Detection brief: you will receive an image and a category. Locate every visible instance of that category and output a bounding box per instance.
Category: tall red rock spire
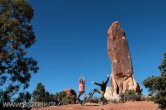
[105,21,137,99]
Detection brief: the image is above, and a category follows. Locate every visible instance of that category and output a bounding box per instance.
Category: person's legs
[89,89,99,96]
[99,91,104,105]
[89,89,105,105]
[82,92,87,100]
[94,89,104,105]
[77,91,83,103]
[81,92,87,104]
[95,89,102,94]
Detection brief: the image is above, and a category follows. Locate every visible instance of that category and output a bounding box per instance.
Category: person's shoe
[81,100,86,105]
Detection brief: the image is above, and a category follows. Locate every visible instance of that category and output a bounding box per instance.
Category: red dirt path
[32,101,160,110]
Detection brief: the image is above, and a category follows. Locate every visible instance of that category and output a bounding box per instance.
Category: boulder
[64,89,77,96]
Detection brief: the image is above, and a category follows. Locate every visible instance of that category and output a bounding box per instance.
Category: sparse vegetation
[143,53,166,109]
[86,96,108,104]
[32,83,76,105]
[119,90,143,102]
[55,91,76,105]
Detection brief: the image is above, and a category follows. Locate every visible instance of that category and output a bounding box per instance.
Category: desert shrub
[108,99,119,103]
[88,97,99,103]
[144,95,155,101]
[86,96,108,104]
[32,83,76,106]
[119,90,142,102]
[142,53,166,109]
[55,91,76,105]
[102,98,108,104]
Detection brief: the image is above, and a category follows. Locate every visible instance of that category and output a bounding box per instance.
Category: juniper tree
[32,83,47,102]
[0,0,38,102]
[32,83,59,103]
[143,53,166,108]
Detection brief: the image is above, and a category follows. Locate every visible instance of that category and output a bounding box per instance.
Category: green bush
[86,96,108,104]
[154,91,166,108]
[32,83,76,105]
[55,91,76,105]
[119,90,142,102]
[142,53,166,109]
[144,96,155,101]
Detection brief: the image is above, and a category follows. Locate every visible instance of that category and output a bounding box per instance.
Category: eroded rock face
[105,21,137,99]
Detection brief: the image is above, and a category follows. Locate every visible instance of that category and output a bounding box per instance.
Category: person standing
[77,76,87,104]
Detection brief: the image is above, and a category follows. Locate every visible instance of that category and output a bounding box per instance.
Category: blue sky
[28,0,166,96]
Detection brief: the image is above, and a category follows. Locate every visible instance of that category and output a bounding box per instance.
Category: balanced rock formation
[104,21,138,99]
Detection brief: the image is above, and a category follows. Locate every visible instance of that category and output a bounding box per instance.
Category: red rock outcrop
[105,21,138,99]
[64,89,77,96]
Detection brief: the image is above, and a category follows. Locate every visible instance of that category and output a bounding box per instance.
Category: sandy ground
[32,101,160,110]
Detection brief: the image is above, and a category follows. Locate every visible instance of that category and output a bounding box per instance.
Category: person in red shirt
[77,76,87,104]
